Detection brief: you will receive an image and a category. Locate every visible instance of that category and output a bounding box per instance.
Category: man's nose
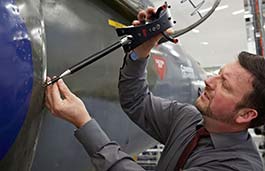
[204,75,219,90]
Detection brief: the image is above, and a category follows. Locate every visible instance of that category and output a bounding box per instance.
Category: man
[45,8,265,171]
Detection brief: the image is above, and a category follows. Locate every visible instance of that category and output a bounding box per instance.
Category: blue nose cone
[0,0,33,160]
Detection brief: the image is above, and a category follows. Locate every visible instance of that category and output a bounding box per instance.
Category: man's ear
[235,108,258,124]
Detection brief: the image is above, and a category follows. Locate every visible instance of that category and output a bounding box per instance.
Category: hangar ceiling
[174,0,248,67]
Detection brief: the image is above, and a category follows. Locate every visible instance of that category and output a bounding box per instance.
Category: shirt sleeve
[119,54,185,144]
[74,119,145,171]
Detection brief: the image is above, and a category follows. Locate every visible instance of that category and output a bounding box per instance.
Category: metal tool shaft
[45,36,132,87]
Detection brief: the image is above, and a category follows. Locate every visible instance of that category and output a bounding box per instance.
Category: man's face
[195,61,253,125]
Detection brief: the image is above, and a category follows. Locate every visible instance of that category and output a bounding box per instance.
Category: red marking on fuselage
[153,55,167,80]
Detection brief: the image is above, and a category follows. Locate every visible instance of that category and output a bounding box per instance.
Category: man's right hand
[132,7,163,58]
[45,77,91,128]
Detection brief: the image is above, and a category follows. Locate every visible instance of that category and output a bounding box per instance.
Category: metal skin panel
[0,0,205,170]
[101,0,153,22]
[33,1,156,170]
[31,1,205,171]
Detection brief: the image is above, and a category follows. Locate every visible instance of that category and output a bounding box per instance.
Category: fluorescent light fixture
[244,11,250,14]
[199,5,229,13]
[244,14,253,19]
[200,42,209,45]
[232,9,244,15]
[192,29,200,33]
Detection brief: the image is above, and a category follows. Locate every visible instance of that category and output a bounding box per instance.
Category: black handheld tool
[44,3,173,87]
[44,0,220,86]
[116,3,177,52]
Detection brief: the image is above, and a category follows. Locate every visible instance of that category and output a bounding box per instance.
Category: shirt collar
[210,130,249,148]
[196,120,249,148]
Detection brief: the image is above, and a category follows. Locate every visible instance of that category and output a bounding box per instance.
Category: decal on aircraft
[180,64,195,79]
[152,55,167,80]
[108,19,127,28]
[0,0,33,160]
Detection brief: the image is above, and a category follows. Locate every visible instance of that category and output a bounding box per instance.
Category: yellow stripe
[108,19,127,28]
[132,154,137,161]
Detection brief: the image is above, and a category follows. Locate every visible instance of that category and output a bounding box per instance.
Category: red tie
[176,127,210,170]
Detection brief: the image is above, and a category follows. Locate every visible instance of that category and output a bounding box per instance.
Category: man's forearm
[118,54,149,115]
[74,119,145,171]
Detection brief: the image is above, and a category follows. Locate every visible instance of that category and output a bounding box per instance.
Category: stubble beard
[195,97,212,117]
[195,96,235,125]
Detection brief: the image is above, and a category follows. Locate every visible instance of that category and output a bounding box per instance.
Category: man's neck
[203,116,248,133]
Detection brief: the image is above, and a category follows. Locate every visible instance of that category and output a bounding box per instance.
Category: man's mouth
[201,91,210,101]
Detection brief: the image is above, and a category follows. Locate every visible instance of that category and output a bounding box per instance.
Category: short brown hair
[238,51,265,128]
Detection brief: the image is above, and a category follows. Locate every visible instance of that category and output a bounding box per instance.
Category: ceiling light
[244,14,253,19]
[192,29,200,33]
[200,42,209,45]
[232,9,244,15]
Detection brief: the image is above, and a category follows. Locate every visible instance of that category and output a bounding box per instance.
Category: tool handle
[116,3,173,52]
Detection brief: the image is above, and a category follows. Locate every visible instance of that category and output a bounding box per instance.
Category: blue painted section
[0,0,33,160]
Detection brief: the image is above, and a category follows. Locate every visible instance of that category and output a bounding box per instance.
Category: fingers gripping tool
[116,3,177,52]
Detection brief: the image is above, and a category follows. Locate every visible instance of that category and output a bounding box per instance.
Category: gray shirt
[75,54,264,171]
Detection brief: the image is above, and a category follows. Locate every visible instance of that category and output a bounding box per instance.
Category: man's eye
[222,82,227,89]
[222,80,230,90]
